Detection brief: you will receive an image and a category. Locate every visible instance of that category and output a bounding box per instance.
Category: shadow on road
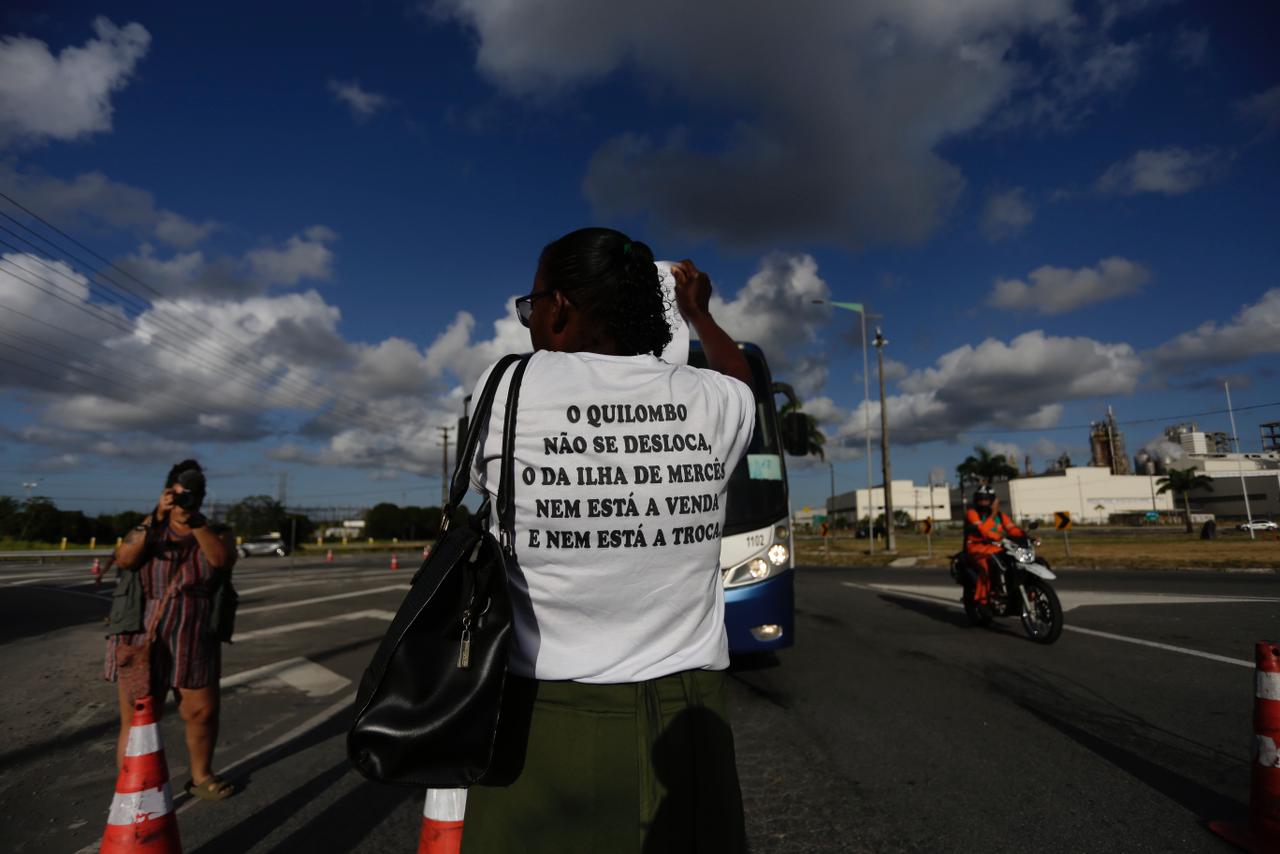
[0,586,109,644]
[987,668,1248,827]
[875,592,970,630]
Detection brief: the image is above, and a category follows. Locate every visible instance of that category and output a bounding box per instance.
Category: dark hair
[538,227,672,357]
[165,459,205,495]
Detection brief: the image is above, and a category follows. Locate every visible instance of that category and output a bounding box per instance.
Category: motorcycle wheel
[1020,578,1063,644]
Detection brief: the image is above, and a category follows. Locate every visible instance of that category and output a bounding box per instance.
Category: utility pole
[874,326,895,551]
[1225,382,1255,540]
[827,462,835,555]
[438,426,452,508]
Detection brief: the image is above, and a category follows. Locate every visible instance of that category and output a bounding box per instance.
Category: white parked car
[238,535,290,557]
[1237,520,1278,532]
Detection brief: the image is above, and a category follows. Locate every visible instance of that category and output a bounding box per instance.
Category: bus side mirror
[780,411,810,456]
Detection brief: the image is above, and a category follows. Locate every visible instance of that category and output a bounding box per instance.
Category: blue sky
[0,0,1278,518]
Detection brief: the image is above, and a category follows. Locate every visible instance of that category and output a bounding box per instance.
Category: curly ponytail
[538,227,673,357]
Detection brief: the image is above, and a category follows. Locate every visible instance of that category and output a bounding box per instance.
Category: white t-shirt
[470,350,756,684]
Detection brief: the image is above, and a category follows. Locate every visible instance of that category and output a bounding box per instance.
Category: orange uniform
[963,507,1025,604]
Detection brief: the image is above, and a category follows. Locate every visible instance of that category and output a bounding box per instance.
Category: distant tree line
[0,496,145,544]
[363,503,470,540]
[0,494,469,545]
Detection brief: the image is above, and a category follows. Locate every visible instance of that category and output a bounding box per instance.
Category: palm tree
[780,400,827,460]
[956,445,1020,502]
[1156,467,1215,533]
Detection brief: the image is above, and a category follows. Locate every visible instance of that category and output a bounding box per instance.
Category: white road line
[221,657,350,697]
[233,609,395,641]
[236,584,409,615]
[843,581,1255,669]
[0,570,93,583]
[858,582,1279,612]
[1063,625,1252,668]
[57,702,107,734]
[20,584,110,601]
[173,691,357,816]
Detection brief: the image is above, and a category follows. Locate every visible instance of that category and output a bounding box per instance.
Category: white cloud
[821,331,1141,448]
[0,164,218,248]
[433,0,1142,249]
[980,186,1035,242]
[989,257,1150,315]
[244,226,338,287]
[706,254,831,371]
[982,440,1024,464]
[1171,27,1209,67]
[1095,146,1222,196]
[879,357,910,384]
[0,17,150,148]
[1100,0,1177,31]
[1237,84,1280,131]
[328,79,391,121]
[1149,288,1280,369]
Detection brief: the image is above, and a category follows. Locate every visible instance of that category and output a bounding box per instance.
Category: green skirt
[461,669,747,854]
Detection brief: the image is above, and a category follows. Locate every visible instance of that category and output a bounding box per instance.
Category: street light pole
[874,327,895,551]
[813,299,875,555]
[859,311,874,556]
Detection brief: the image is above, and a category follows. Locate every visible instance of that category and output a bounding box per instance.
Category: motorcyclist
[963,485,1025,607]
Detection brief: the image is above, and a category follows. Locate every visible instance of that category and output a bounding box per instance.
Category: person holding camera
[104,459,238,801]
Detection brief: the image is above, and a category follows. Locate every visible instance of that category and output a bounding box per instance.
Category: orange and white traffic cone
[390,553,400,571]
[418,788,465,854]
[1209,641,1280,852]
[100,695,182,853]
[325,549,334,563]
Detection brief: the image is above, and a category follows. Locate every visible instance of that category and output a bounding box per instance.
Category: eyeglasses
[515,291,556,327]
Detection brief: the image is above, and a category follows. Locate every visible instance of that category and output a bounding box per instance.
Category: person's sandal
[184,776,236,801]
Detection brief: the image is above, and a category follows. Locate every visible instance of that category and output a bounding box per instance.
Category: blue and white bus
[688,341,809,655]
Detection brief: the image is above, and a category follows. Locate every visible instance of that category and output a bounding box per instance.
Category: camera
[173,469,206,510]
[173,490,201,510]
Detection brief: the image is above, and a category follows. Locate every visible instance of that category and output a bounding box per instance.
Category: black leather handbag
[348,353,529,787]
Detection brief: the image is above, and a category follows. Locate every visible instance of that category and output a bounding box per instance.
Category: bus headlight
[724,558,771,587]
[767,543,789,566]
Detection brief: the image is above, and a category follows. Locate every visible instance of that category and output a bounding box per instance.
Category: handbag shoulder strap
[443,353,527,533]
[496,356,530,554]
[143,538,186,643]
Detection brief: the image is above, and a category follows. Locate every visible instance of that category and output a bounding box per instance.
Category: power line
[0,194,384,417]
[0,245,396,435]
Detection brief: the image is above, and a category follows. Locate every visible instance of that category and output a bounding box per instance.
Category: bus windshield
[688,344,789,537]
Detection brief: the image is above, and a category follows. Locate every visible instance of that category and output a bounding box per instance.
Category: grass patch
[796,530,1280,570]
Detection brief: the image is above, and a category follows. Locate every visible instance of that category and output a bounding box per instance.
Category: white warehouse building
[979,467,1175,523]
[828,480,953,526]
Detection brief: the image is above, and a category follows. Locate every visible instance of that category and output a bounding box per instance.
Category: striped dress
[104,528,223,691]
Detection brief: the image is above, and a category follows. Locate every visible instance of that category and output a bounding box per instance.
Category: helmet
[973,485,996,510]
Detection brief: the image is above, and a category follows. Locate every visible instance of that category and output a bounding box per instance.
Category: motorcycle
[949,523,1063,644]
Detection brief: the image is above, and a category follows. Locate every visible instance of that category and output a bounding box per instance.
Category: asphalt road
[0,555,1274,853]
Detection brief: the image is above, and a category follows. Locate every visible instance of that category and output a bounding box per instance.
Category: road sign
[921,517,933,536]
[1054,511,1072,531]
[1144,511,1160,522]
